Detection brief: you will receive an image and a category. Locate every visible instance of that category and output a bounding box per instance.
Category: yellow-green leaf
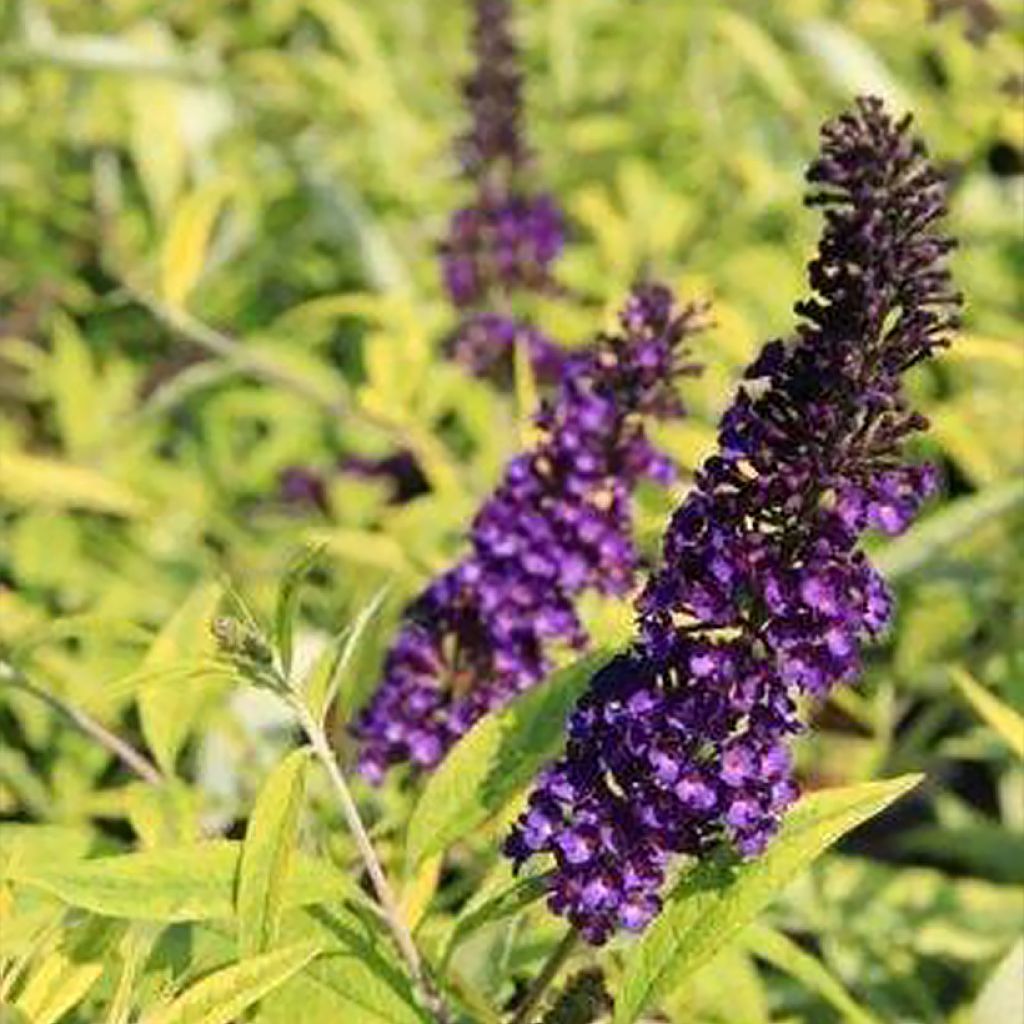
[951,667,1024,758]
[141,941,319,1024]
[7,841,358,922]
[406,649,611,867]
[138,583,223,775]
[238,749,310,957]
[303,586,390,727]
[160,183,228,307]
[0,451,146,517]
[614,775,922,1023]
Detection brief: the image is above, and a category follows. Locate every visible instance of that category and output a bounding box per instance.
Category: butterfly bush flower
[352,284,707,782]
[441,0,568,381]
[505,97,961,945]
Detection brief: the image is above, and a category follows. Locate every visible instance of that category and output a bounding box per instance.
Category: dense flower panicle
[505,97,961,944]
[352,284,707,782]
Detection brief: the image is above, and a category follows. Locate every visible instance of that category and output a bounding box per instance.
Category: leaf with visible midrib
[7,840,358,922]
[614,775,922,1024]
[237,748,309,956]
[141,941,319,1024]
[406,649,611,867]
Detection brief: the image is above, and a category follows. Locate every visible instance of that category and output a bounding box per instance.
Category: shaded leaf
[743,923,881,1024]
[406,649,611,867]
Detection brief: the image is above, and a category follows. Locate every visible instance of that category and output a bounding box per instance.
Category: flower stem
[511,927,579,1024]
[296,706,449,1021]
[1,662,164,786]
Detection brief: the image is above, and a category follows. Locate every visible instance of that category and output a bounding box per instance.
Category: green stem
[295,706,449,1022]
[1,662,164,786]
[511,928,579,1024]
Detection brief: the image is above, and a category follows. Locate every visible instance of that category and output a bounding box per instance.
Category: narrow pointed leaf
[274,545,324,679]
[742,923,882,1024]
[304,585,390,727]
[141,941,319,1024]
[951,666,1024,757]
[238,748,310,956]
[614,775,922,1023]
[406,649,611,867]
[139,583,224,774]
[7,840,358,922]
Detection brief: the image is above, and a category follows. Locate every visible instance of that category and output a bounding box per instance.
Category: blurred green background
[0,0,1022,1020]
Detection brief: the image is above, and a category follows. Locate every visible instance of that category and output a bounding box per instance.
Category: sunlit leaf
[140,941,319,1024]
[237,749,310,957]
[614,775,922,1023]
[7,841,359,921]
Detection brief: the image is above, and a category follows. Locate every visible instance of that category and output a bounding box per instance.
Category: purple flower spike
[441,0,571,377]
[352,284,707,782]
[505,97,961,944]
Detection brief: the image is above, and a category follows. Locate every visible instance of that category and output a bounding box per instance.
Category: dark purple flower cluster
[352,284,706,782]
[440,0,568,381]
[505,97,961,944]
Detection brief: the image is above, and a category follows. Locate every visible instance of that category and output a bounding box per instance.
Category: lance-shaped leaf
[614,775,922,1023]
[237,748,310,956]
[140,941,319,1024]
[7,840,359,922]
[950,666,1024,758]
[406,649,611,867]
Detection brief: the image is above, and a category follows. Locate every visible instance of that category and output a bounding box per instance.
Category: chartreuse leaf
[7,840,358,921]
[14,917,121,1024]
[951,667,1024,758]
[406,649,612,867]
[160,182,228,307]
[0,451,146,517]
[237,748,310,957]
[303,585,390,727]
[273,545,324,679]
[140,941,319,1024]
[614,775,922,1024]
[742,923,882,1024]
[138,583,223,775]
[50,312,100,457]
[104,924,160,1024]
